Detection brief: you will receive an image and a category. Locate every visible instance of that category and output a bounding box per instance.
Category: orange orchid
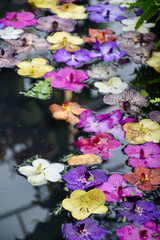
[49,101,86,125]
[83,28,116,44]
[123,166,160,191]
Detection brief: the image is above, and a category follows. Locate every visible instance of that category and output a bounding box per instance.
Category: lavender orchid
[86,3,126,22]
[77,109,135,139]
[62,165,107,190]
[96,173,142,202]
[89,41,126,63]
[118,200,160,224]
[124,142,160,168]
[35,15,75,33]
[54,48,92,67]
[0,49,20,68]
[62,218,108,240]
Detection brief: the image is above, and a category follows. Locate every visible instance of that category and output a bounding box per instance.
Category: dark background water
[0,0,160,239]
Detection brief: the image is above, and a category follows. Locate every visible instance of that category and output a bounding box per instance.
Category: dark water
[0,0,160,240]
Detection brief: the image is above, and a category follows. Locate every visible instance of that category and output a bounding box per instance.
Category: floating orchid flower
[54,48,92,67]
[146,52,160,73]
[49,101,86,125]
[67,154,103,166]
[122,17,155,34]
[47,31,84,52]
[118,200,160,224]
[124,142,160,168]
[0,49,20,68]
[89,41,126,63]
[18,158,64,186]
[50,3,87,20]
[17,58,54,78]
[28,0,58,8]
[62,189,108,220]
[87,64,116,80]
[45,67,89,91]
[149,111,160,124]
[103,88,149,115]
[94,76,128,94]
[0,27,23,40]
[0,12,37,29]
[77,109,135,139]
[96,173,142,202]
[63,165,107,190]
[35,15,75,32]
[62,218,108,240]
[86,3,126,23]
[75,133,121,159]
[117,221,160,240]
[116,31,156,64]
[83,28,116,44]
[123,119,160,144]
[6,33,51,54]
[123,166,160,191]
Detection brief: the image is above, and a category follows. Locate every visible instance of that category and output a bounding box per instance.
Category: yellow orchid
[28,0,58,8]
[50,3,87,20]
[123,119,160,144]
[62,189,108,220]
[17,58,54,78]
[47,31,84,52]
[146,52,160,73]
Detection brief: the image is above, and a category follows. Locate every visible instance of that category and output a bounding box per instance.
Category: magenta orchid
[75,133,121,159]
[95,173,142,202]
[0,12,37,29]
[124,142,160,168]
[117,221,160,240]
[45,67,89,92]
[77,109,135,139]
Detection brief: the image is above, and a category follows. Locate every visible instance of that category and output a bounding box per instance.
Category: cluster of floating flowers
[1,0,160,239]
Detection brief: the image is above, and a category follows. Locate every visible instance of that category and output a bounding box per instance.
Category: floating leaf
[19,77,52,100]
[140,89,149,97]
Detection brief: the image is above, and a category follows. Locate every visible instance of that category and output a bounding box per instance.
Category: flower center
[12,13,19,21]
[52,21,58,31]
[123,101,131,111]
[134,206,142,213]
[140,149,145,159]
[140,123,147,133]
[36,163,43,174]
[139,230,147,239]
[97,32,106,41]
[118,186,123,196]
[93,136,101,146]
[62,37,68,47]
[62,101,71,111]
[64,4,70,11]
[140,173,150,183]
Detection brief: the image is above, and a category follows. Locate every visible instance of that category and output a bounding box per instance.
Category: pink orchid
[124,142,160,168]
[96,173,142,202]
[117,221,160,240]
[75,133,121,159]
[45,67,89,92]
[0,12,37,29]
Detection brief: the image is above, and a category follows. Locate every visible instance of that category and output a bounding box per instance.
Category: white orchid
[121,17,155,34]
[18,158,64,186]
[0,27,24,40]
[109,0,136,7]
[94,76,128,94]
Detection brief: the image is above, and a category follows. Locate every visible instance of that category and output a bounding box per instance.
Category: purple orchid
[117,221,160,240]
[62,218,108,240]
[35,15,75,33]
[0,12,37,29]
[45,67,89,92]
[89,41,126,62]
[77,109,135,139]
[124,142,160,168]
[118,200,160,225]
[0,49,20,68]
[86,3,126,22]
[149,111,160,124]
[75,133,121,159]
[96,173,142,202]
[54,48,92,67]
[62,165,107,190]
[0,23,4,29]
[103,88,149,115]
[5,33,51,54]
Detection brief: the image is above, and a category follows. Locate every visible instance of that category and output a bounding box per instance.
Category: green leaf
[130,190,136,196]
[140,90,149,97]
[122,216,126,222]
[153,233,160,238]
[19,77,52,100]
[76,233,81,236]
[53,204,62,215]
[61,154,75,162]
[88,177,94,182]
